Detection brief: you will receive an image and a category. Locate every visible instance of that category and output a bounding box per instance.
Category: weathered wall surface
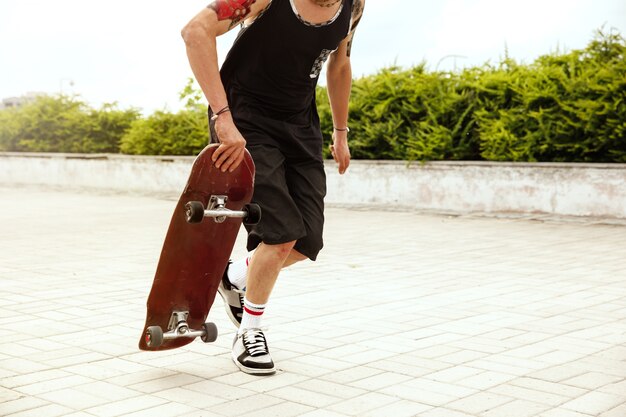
[2,153,625,218]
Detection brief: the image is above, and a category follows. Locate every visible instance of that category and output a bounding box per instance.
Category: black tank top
[220,0,352,121]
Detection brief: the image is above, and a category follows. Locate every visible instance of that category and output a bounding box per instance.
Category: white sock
[228,254,251,290]
[239,296,266,335]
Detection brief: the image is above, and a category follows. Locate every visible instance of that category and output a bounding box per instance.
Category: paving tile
[380,383,457,407]
[14,375,95,396]
[299,411,351,417]
[286,354,354,372]
[2,188,626,417]
[209,393,284,416]
[212,370,272,387]
[376,356,450,374]
[1,370,73,389]
[490,382,572,407]
[249,401,314,417]
[509,377,587,399]
[561,391,626,416]
[0,386,24,402]
[129,373,204,394]
[540,408,595,417]
[562,372,623,390]
[295,379,367,400]
[5,403,74,417]
[363,400,432,417]
[327,392,400,415]
[74,381,140,402]
[83,395,169,417]
[0,367,17,379]
[176,410,222,417]
[168,359,235,380]
[183,379,256,401]
[268,386,342,408]
[481,399,551,417]
[424,365,485,383]
[576,356,626,378]
[278,359,337,378]
[0,342,41,357]
[456,370,517,390]
[347,371,413,391]
[238,371,310,393]
[0,358,51,374]
[38,388,110,409]
[120,402,199,417]
[463,358,534,376]
[599,403,626,417]
[527,364,589,383]
[104,368,179,387]
[418,408,475,417]
[447,391,515,414]
[152,386,228,410]
[597,379,626,396]
[0,397,49,416]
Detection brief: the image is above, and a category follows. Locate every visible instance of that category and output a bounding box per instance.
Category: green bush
[119,79,209,155]
[0,95,139,153]
[2,31,623,161]
[317,29,626,162]
[472,31,626,162]
[119,109,208,155]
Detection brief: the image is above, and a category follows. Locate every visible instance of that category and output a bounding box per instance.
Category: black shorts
[210,109,326,261]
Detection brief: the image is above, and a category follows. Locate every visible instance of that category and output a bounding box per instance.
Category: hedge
[0,95,139,153]
[119,79,209,155]
[316,29,626,162]
[1,30,624,162]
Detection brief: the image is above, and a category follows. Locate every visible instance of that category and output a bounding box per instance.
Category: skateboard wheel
[185,201,205,223]
[243,203,262,225]
[145,326,164,348]
[201,322,218,343]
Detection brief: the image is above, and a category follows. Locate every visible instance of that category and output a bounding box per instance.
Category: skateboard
[138,144,260,351]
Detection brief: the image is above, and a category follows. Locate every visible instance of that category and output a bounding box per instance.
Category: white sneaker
[232,328,276,375]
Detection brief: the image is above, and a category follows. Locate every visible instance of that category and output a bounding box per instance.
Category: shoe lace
[242,329,269,356]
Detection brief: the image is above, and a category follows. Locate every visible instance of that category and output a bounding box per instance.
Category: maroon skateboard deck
[139,144,258,351]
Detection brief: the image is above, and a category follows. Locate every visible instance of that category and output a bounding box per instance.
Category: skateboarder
[182,0,365,375]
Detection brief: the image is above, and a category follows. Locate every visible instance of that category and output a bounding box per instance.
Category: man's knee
[264,241,297,259]
[289,249,308,263]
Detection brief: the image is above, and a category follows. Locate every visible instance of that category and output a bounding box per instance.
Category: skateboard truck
[144,311,218,348]
[185,196,261,225]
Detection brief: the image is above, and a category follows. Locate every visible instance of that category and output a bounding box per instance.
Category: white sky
[0,0,624,114]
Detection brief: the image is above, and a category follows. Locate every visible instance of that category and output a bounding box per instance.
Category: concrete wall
[1,152,625,218]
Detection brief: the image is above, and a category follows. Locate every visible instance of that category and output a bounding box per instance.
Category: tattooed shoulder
[208,0,258,29]
[346,0,364,57]
[350,0,364,30]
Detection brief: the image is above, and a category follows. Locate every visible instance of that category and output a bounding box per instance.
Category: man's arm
[181,0,270,172]
[325,0,365,175]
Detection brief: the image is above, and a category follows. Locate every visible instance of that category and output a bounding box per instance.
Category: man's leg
[245,241,296,304]
[218,247,308,328]
[282,249,308,268]
[231,241,299,375]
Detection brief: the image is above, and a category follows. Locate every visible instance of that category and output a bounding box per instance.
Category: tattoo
[345,0,364,57]
[351,0,364,19]
[346,35,354,57]
[208,0,257,29]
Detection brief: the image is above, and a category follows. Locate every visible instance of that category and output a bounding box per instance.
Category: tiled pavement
[1,186,625,417]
